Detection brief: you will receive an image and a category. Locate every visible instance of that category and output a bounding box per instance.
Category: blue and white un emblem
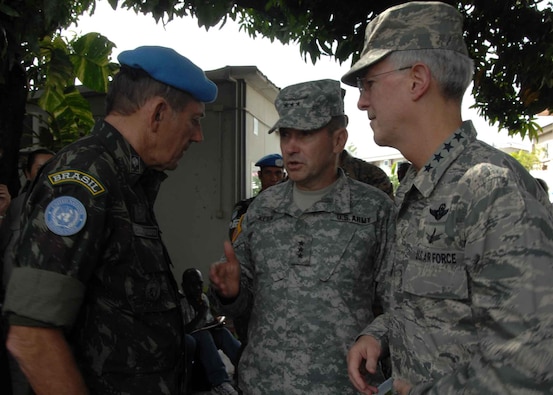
[45,196,87,236]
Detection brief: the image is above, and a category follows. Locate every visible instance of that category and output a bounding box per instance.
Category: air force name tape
[48,170,106,196]
[45,196,87,236]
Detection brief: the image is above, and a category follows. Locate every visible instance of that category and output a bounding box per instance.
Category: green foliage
[1,0,116,154]
[510,147,544,170]
[2,0,553,153]
[110,0,553,140]
[71,32,118,92]
[27,32,118,151]
[252,174,261,196]
[346,143,357,155]
[1,0,96,79]
[389,161,400,193]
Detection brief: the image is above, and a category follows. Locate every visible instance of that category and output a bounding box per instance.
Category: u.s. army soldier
[4,46,217,394]
[342,2,553,394]
[209,79,396,394]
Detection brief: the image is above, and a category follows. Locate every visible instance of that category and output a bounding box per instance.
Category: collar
[275,169,352,216]
[92,120,167,187]
[411,120,477,198]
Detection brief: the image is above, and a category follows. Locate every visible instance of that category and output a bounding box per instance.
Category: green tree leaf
[70,32,117,92]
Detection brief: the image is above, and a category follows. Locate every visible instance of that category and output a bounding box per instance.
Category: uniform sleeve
[358,199,396,354]
[414,165,553,394]
[374,198,397,313]
[3,166,110,328]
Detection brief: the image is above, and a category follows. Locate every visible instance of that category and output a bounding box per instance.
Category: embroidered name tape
[48,170,106,196]
[45,196,87,236]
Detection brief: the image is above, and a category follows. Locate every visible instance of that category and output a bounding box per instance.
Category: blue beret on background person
[255,153,284,168]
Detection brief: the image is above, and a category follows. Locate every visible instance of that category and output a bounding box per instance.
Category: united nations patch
[45,196,87,236]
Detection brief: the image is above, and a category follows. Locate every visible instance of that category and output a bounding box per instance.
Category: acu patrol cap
[268,79,345,133]
[118,46,218,103]
[341,1,468,86]
[255,153,284,168]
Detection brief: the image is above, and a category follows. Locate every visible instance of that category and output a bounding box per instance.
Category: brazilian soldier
[4,46,217,395]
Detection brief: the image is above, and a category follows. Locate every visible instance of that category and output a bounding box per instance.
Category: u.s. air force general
[344,2,553,394]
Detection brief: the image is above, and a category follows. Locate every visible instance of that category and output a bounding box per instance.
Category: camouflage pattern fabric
[210,171,396,394]
[269,79,344,133]
[3,120,185,394]
[361,121,553,394]
[339,150,394,199]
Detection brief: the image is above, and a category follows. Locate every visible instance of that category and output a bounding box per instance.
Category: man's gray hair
[388,49,474,102]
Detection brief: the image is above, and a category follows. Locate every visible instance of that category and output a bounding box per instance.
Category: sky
[64,0,546,160]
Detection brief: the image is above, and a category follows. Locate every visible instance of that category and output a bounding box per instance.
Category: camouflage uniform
[361,121,553,394]
[211,170,396,394]
[339,150,394,199]
[228,196,255,241]
[4,120,185,394]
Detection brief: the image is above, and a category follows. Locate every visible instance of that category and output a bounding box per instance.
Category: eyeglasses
[356,66,412,93]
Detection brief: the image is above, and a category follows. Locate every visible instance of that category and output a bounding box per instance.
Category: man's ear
[149,99,167,131]
[409,63,431,101]
[333,127,348,154]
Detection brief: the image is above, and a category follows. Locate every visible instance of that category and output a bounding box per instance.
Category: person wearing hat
[3,46,217,394]
[342,2,553,395]
[209,79,396,394]
[228,153,285,243]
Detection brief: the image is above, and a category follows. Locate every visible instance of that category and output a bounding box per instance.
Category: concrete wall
[154,69,280,281]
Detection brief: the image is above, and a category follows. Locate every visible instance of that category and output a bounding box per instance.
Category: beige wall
[156,72,280,282]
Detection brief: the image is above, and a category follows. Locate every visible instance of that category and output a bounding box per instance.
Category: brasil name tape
[48,170,106,196]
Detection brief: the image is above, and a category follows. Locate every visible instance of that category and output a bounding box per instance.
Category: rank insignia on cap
[45,196,87,236]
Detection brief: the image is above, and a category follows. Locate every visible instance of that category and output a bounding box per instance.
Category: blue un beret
[118,46,218,103]
[255,153,284,168]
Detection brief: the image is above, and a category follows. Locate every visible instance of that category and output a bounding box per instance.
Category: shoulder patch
[45,196,87,236]
[48,170,106,196]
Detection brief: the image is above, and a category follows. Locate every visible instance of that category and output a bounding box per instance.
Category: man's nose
[357,92,370,111]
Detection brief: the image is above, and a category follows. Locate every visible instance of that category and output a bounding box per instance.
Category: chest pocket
[316,226,369,282]
[125,224,178,313]
[248,211,378,284]
[403,258,468,300]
